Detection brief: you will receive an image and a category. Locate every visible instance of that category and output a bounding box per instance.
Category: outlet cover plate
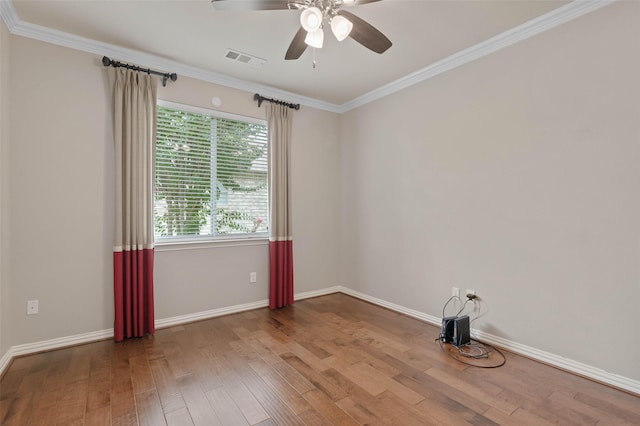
[27,300,39,315]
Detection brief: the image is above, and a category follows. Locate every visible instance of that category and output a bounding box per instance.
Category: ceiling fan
[211,0,392,60]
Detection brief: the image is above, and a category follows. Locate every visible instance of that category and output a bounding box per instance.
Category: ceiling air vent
[224,49,266,67]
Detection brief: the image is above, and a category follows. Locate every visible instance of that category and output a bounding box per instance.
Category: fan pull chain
[312,48,317,69]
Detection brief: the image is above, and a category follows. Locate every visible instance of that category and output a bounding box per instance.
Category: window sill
[155,235,269,252]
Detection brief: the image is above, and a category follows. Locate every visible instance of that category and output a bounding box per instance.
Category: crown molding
[337,0,616,113]
[0,0,18,31]
[0,0,341,113]
[0,0,616,113]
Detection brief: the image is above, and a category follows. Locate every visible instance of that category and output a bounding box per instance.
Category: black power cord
[436,337,506,368]
[436,293,506,368]
[442,295,458,317]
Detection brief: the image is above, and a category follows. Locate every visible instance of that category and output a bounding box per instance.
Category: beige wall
[0,18,9,357]
[340,1,640,381]
[3,0,639,386]
[155,76,342,318]
[6,36,341,345]
[9,37,114,344]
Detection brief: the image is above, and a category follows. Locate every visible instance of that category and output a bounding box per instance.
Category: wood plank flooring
[1,293,639,425]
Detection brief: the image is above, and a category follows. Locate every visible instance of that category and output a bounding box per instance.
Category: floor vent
[224,49,266,67]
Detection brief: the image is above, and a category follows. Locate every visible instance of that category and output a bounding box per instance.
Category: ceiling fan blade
[211,0,291,11]
[285,27,308,60]
[347,0,383,6]
[338,9,392,54]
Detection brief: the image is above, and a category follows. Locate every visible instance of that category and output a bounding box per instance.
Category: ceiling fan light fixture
[330,15,353,41]
[300,7,323,32]
[304,28,324,48]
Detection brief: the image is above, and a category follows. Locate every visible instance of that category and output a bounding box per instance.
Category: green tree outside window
[154,105,268,238]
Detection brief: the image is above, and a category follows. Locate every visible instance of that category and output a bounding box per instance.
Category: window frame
[154,100,269,249]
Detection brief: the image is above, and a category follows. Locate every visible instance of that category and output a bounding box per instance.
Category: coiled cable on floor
[437,296,506,368]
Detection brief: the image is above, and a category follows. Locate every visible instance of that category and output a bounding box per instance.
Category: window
[154,102,268,241]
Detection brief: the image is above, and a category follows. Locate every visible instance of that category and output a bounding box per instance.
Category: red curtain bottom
[269,240,294,309]
[113,248,155,342]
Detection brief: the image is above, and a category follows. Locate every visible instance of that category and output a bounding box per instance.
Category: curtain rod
[102,56,177,87]
[254,93,300,110]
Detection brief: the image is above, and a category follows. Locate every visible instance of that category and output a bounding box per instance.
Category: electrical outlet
[250,272,257,283]
[466,289,476,298]
[452,287,460,298]
[27,300,39,315]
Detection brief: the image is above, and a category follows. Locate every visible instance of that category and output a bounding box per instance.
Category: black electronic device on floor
[452,315,471,347]
[440,316,457,343]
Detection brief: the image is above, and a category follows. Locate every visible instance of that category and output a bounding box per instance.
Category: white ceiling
[7,0,583,107]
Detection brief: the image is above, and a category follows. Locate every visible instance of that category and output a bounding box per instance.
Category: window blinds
[154,105,268,238]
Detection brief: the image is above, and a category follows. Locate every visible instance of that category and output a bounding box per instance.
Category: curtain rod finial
[254,93,264,108]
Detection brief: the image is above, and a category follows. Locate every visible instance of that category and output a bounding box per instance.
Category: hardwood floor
[1,293,639,425]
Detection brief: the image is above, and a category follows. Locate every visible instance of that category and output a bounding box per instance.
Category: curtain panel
[110,68,157,341]
[266,103,294,309]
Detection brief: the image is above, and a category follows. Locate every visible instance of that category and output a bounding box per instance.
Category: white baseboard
[0,348,12,376]
[338,286,442,326]
[154,299,269,329]
[295,286,342,301]
[10,328,114,357]
[471,329,640,396]
[337,286,640,396]
[0,287,341,376]
[155,286,343,329]
[2,285,639,396]
[0,328,114,378]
